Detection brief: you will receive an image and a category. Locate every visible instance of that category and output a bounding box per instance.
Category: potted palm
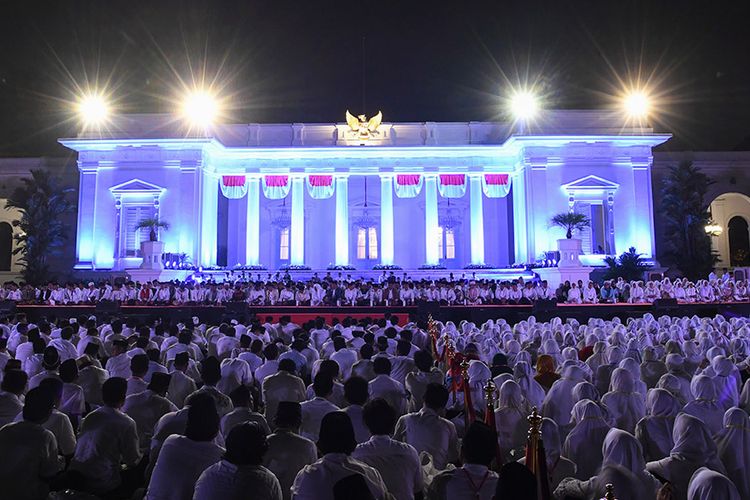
[551,212,590,268]
[136,217,169,270]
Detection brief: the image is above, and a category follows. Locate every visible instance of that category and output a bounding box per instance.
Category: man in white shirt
[105,339,132,379]
[123,372,178,453]
[69,377,141,496]
[291,411,389,500]
[343,376,371,444]
[264,401,318,500]
[146,395,225,500]
[369,357,407,416]
[255,344,281,387]
[221,384,271,437]
[167,352,197,408]
[194,422,283,500]
[262,358,307,428]
[34,378,77,457]
[352,398,423,500]
[300,373,340,441]
[0,369,27,427]
[393,383,459,470]
[426,421,499,500]
[126,354,149,397]
[329,336,358,381]
[0,386,64,500]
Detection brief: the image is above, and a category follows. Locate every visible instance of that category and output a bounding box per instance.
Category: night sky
[1,0,748,156]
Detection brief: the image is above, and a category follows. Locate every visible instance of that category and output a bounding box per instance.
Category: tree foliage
[659,161,717,280]
[550,212,590,239]
[135,217,170,242]
[5,170,75,284]
[603,247,651,281]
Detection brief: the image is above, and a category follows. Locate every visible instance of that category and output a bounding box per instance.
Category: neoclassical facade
[60,111,669,271]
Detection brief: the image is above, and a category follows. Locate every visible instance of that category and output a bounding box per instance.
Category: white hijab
[562,399,610,481]
[601,428,660,495]
[512,361,545,410]
[541,365,587,429]
[601,368,646,433]
[635,388,681,462]
[715,407,750,500]
[683,375,724,436]
[493,380,529,460]
[687,467,741,500]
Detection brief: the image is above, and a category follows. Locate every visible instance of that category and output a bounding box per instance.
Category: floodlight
[181,90,219,127]
[77,93,110,126]
[623,90,650,119]
[509,90,539,121]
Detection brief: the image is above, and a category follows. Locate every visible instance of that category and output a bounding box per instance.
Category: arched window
[0,222,12,271]
[357,226,378,260]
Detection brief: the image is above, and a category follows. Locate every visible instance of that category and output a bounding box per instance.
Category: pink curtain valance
[394,174,423,198]
[438,174,466,198]
[220,175,248,199]
[482,174,511,198]
[306,175,334,199]
[262,175,290,199]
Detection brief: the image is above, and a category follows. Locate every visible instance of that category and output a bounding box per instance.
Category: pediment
[109,178,166,195]
[562,175,619,192]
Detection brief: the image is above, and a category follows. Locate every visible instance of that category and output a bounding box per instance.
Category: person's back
[404,350,443,412]
[147,396,225,500]
[123,373,178,452]
[264,402,318,500]
[393,383,459,470]
[368,357,407,415]
[300,373,340,441]
[351,398,423,500]
[427,421,499,500]
[69,377,141,495]
[0,388,63,500]
[262,359,306,425]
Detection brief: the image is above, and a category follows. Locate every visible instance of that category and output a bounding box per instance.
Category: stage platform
[8,301,749,326]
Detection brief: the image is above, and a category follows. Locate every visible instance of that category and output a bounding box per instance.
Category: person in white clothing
[167,352,197,408]
[123,372,178,453]
[368,357,407,416]
[299,373,340,441]
[69,377,141,496]
[146,395,225,500]
[351,398,423,500]
[291,411,389,500]
[194,422,283,500]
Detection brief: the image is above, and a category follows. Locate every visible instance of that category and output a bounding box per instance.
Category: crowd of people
[0,309,749,499]
[3,269,749,307]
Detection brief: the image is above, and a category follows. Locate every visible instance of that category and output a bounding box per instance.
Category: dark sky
[1,0,748,156]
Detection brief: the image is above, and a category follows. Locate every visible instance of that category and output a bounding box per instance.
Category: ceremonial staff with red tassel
[525,407,552,500]
[483,379,504,470]
[461,358,475,428]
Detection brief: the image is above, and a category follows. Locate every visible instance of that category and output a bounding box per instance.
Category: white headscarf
[541,365,587,429]
[493,380,529,461]
[683,375,724,436]
[619,357,647,401]
[715,407,750,499]
[562,399,610,480]
[601,368,646,433]
[635,388,681,462]
[687,467,741,500]
[513,361,545,410]
[646,414,726,500]
[601,428,660,494]
[710,356,740,410]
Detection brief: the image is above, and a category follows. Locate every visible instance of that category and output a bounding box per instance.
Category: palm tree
[660,161,717,279]
[551,212,590,239]
[135,217,170,242]
[5,169,75,284]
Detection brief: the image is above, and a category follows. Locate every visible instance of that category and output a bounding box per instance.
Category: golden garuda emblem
[345,110,383,140]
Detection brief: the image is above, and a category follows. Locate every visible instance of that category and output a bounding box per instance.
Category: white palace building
[60,111,670,276]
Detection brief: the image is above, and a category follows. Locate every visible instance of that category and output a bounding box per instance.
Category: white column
[245,176,261,266]
[380,175,394,265]
[424,175,439,265]
[469,174,485,265]
[199,172,219,267]
[335,176,349,266]
[290,176,305,266]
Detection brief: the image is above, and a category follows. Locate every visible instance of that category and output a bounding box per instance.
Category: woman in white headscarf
[562,346,592,380]
[646,413,726,500]
[493,380,529,462]
[657,373,690,407]
[665,354,693,403]
[635,388,681,462]
[682,375,724,436]
[467,359,492,413]
[619,357,647,401]
[562,400,610,480]
[513,361,545,410]
[541,365,588,434]
[640,347,667,389]
[519,417,576,491]
[709,355,740,410]
[601,368,646,433]
[585,341,608,374]
[714,407,750,499]
[686,467,741,500]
